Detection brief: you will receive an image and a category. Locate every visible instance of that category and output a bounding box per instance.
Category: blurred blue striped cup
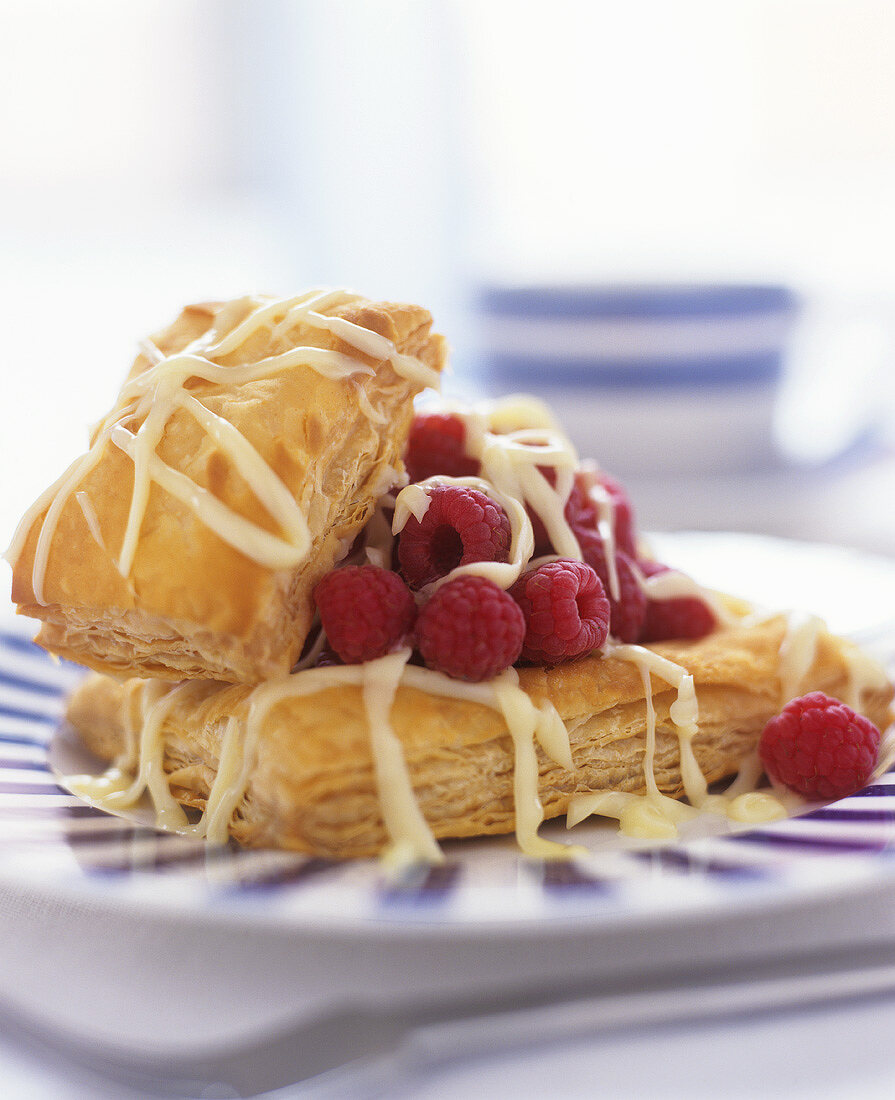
[476,284,800,474]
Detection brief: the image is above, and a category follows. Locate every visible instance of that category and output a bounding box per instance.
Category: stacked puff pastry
[9,290,894,858]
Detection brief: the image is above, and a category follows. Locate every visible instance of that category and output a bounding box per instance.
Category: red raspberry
[398,484,512,590]
[576,532,646,643]
[759,692,880,801]
[509,559,610,665]
[417,576,525,681]
[314,565,417,664]
[638,561,716,643]
[405,412,480,483]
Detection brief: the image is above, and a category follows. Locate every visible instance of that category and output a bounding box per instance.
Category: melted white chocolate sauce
[566,641,789,840]
[777,611,825,704]
[68,652,584,864]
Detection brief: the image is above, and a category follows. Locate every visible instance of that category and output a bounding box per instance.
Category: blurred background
[3,0,895,553]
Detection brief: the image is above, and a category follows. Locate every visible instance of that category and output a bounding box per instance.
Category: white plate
[3,534,895,1053]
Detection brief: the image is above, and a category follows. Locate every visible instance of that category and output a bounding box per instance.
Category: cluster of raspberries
[312,412,716,683]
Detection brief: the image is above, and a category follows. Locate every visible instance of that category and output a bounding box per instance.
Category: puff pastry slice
[9,291,447,683]
[65,617,893,859]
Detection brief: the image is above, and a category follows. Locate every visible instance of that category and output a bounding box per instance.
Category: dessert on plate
[7,289,893,864]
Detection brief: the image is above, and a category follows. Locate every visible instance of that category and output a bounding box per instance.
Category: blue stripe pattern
[801,807,895,824]
[477,282,798,392]
[728,829,892,855]
[0,758,53,772]
[631,848,771,878]
[0,668,70,697]
[2,616,895,924]
[0,804,108,819]
[540,861,614,894]
[0,704,60,725]
[0,780,70,796]
[0,632,50,657]
[0,731,51,748]
[485,351,783,389]
[480,284,798,320]
[379,862,463,908]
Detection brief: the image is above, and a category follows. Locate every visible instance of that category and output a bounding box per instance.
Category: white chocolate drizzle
[75,491,106,553]
[392,398,582,593]
[635,566,739,628]
[464,402,582,570]
[587,480,620,601]
[7,289,437,603]
[192,717,250,844]
[840,639,891,711]
[777,611,825,704]
[491,669,583,859]
[742,607,888,714]
[391,483,433,530]
[361,650,443,867]
[68,653,584,863]
[568,642,789,839]
[68,680,194,830]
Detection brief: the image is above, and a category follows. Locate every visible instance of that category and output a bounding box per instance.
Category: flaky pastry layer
[65,617,893,859]
[12,295,447,683]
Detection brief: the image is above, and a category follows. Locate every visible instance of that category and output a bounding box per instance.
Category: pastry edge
[63,617,894,859]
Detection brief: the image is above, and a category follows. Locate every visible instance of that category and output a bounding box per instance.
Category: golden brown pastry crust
[65,617,893,859]
[12,296,446,683]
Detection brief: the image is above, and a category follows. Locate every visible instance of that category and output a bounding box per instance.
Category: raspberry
[314,565,417,664]
[638,561,716,643]
[759,692,881,801]
[417,576,525,681]
[398,484,512,590]
[576,532,646,643]
[405,412,480,483]
[509,559,610,665]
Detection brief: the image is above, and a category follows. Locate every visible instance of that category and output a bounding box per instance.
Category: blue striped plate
[2,533,895,933]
